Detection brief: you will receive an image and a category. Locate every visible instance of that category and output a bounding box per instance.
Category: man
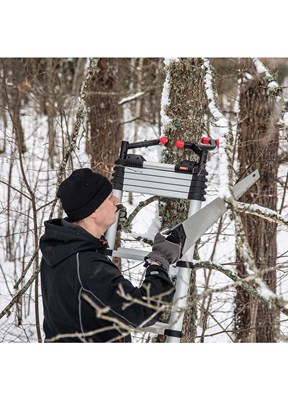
[40,168,180,342]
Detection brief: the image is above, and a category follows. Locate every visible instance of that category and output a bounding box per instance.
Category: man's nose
[113,195,120,204]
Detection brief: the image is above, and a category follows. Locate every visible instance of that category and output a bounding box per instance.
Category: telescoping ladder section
[105,137,218,342]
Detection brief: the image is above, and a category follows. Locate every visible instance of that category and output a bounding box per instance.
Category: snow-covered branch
[230,205,271,342]
[193,259,288,317]
[252,58,282,96]
[118,91,145,105]
[203,58,232,199]
[160,59,173,135]
[226,199,288,227]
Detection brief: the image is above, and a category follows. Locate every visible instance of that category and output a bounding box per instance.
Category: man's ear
[89,211,98,220]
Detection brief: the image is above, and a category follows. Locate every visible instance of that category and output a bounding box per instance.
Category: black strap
[176,260,194,269]
[164,329,182,338]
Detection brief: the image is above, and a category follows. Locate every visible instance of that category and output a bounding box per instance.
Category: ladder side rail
[120,186,190,200]
[105,188,123,250]
[165,200,202,342]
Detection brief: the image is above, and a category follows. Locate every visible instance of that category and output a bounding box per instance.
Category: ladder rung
[134,321,168,334]
[124,171,193,186]
[112,247,149,260]
[125,166,194,181]
[124,179,190,193]
[121,185,190,199]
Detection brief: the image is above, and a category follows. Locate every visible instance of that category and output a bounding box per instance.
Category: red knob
[201,137,210,145]
[159,136,168,145]
[215,139,220,147]
[175,139,185,148]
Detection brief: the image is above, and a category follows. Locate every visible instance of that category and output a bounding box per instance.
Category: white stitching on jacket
[76,253,85,336]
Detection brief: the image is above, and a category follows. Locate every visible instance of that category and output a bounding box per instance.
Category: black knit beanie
[57,168,113,222]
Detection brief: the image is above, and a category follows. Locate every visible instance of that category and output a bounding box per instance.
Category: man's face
[94,193,120,231]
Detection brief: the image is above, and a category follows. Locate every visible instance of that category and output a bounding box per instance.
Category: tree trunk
[160,58,207,342]
[86,58,123,179]
[11,62,26,154]
[235,61,280,342]
[86,58,123,269]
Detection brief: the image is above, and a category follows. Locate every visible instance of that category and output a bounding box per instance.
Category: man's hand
[145,233,181,271]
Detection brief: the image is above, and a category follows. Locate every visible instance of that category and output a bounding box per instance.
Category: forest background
[1,2,286,417]
[1,56,288,344]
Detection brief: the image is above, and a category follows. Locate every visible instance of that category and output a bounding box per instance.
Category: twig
[0,270,39,320]
[279,171,288,214]
[120,195,159,233]
[0,179,30,200]
[13,247,39,290]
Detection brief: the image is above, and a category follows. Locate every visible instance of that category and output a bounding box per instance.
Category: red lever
[215,139,220,147]
[175,139,185,148]
[201,137,210,145]
[159,136,168,145]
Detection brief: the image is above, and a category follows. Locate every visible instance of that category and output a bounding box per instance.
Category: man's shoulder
[78,249,113,265]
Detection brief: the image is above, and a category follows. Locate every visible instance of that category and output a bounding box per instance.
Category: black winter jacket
[40,219,175,342]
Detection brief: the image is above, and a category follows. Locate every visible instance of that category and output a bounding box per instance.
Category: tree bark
[235,60,280,342]
[86,58,123,179]
[160,58,207,342]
